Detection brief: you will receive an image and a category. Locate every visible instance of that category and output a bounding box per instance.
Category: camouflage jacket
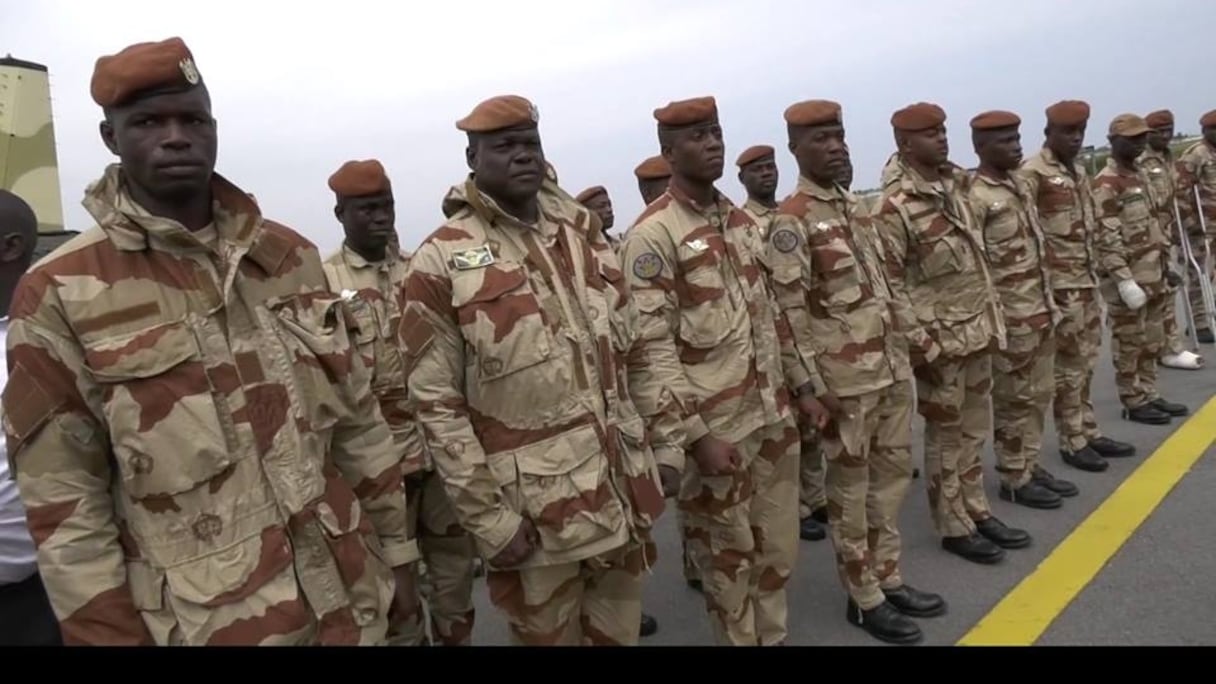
[323,243,429,476]
[1019,147,1099,290]
[873,157,1006,364]
[741,198,778,240]
[400,178,684,569]
[1139,148,1181,238]
[620,183,801,449]
[967,171,1060,336]
[1177,139,1216,236]
[766,175,911,399]
[1,165,417,646]
[1092,158,1169,293]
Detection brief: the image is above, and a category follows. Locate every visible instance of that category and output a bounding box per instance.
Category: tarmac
[463,316,1216,647]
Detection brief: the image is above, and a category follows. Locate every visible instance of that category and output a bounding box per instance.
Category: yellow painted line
[957,394,1216,646]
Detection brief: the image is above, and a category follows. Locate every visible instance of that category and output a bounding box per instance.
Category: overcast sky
[3,0,1212,254]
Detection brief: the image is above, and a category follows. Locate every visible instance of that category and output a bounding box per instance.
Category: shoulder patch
[451,244,495,270]
[632,253,663,279]
[771,227,800,253]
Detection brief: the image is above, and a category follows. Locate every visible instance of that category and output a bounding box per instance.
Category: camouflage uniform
[622,183,801,647]
[1092,158,1171,411]
[1177,138,1216,333]
[767,174,916,610]
[401,174,686,646]
[741,199,778,240]
[1139,146,1188,357]
[323,244,476,646]
[968,171,1060,490]
[2,167,419,645]
[874,157,1006,540]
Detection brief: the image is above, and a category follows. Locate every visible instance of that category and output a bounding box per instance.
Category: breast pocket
[675,243,732,349]
[267,292,361,431]
[915,232,971,281]
[83,320,235,501]
[812,239,864,308]
[451,261,554,382]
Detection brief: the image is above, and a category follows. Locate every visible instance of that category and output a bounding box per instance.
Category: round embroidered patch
[771,228,799,253]
[632,252,663,279]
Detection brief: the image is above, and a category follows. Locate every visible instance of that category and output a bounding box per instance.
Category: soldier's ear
[0,232,26,263]
[465,144,477,172]
[99,119,119,156]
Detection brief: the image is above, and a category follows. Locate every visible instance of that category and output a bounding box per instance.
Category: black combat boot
[1033,466,1079,497]
[1124,403,1171,425]
[800,516,826,541]
[640,613,657,637]
[810,506,829,525]
[1088,437,1135,458]
[1151,398,1188,417]
[999,480,1063,509]
[846,599,923,645]
[975,516,1031,549]
[942,533,1006,564]
[1063,445,1110,471]
[882,585,947,618]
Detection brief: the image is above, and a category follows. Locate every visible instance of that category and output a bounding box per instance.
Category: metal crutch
[1173,197,1206,350]
[1193,186,1216,323]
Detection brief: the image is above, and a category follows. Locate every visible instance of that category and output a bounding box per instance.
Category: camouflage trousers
[1106,284,1167,409]
[823,380,915,610]
[798,422,826,520]
[916,349,994,539]
[1052,287,1103,453]
[993,327,1056,489]
[680,417,800,646]
[679,509,699,582]
[387,470,477,646]
[485,542,647,646]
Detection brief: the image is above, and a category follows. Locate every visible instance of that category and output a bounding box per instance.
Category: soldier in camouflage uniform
[1021,100,1136,472]
[966,111,1078,509]
[400,95,687,646]
[322,159,477,646]
[635,155,672,207]
[767,99,944,645]
[576,186,622,252]
[1177,110,1216,342]
[1,37,421,646]
[737,145,779,239]
[1092,114,1189,425]
[874,102,1030,565]
[621,96,824,646]
[1140,110,1203,370]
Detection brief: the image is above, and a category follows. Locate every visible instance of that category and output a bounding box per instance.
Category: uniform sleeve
[2,276,153,645]
[764,213,826,397]
[1092,179,1134,284]
[620,223,711,448]
[622,295,692,474]
[872,199,943,366]
[399,242,522,559]
[1176,149,1212,233]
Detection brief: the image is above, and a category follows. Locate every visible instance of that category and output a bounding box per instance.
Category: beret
[456,95,539,133]
[654,96,718,128]
[784,100,842,127]
[1201,110,1216,128]
[970,110,1021,131]
[576,186,608,204]
[1108,113,1150,138]
[1045,100,1090,126]
[891,102,946,132]
[634,155,671,180]
[737,145,775,167]
[1145,109,1174,128]
[328,159,392,197]
[90,37,203,108]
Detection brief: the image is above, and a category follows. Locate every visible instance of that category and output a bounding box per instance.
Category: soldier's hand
[797,394,832,430]
[690,435,741,476]
[490,518,540,568]
[913,362,944,386]
[658,465,681,498]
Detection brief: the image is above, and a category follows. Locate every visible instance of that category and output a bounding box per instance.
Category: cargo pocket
[315,500,393,628]
[915,234,969,281]
[450,262,553,382]
[614,416,665,530]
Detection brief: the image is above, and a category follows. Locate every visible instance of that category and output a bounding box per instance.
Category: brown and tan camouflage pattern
[2,165,419,646]
[798,427,826,519]
[741,199,778,240]
[1093,158,1170,408]
[620,183,801,645]
[1020,147,1103,453]
[968,172,1059,488]
[1177,140,1216,331]
[874,157,1003,538]
[1139,147,1186,354]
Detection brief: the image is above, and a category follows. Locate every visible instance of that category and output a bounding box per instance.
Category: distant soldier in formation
[737,145,780,239]
[635,155,673,206]
[576,185,621,252]
[1177,110,1216,342]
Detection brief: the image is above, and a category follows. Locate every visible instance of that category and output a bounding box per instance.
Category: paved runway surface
[461,320,1216,646]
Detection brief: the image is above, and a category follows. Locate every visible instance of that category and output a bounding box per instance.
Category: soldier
[967,111,1077,509]
[621,96,821,646]
[767,99,944,645]
[576,185,621,251]
[1021,100,1136,472]
[1141,110,1203,370]
[874,102,1030,565]
[400,95,687,646]
[1177,110,1216,342]
[635,155,672,206]
[321,159,477,646]
[737,145,780,239]
[1092,114,1189,425]
[1,37,421,646]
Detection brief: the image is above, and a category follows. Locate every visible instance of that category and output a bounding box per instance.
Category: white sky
[2,0,1212,254]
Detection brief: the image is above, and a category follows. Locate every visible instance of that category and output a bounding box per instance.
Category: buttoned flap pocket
[1038,180,1076,223]
[314,497,393,624]
[769,260,807,310]
[812,239,864,307]
[914,233,969,280]
[345,296,379,347]
[82,320,234,501]
[1121,189,1151,223]
[269,292,360,430]
[450,261,553,382]
[675,239,732,349]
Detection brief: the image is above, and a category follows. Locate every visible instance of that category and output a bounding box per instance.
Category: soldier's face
[584,193,614,230]
[338,191,396,254]
[904,125,949,168]
[469,126,545,204]
[1046,123,1085,161]
[1205,126,1216,146]
[791,124,848,186]
[639,178,669,205]
[1112,134,1147,161]
[977,127,1023,171]
[1148,125,1173,151]
[100,87,218,203]
[665,123,725,183]
[739,157,778,197]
